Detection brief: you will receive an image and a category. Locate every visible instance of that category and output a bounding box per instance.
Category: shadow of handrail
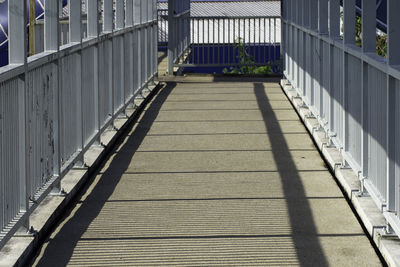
[33,83,177,267]
[253,82,329,266]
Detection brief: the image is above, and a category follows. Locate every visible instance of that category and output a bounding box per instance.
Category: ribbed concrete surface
[32,81,382,266]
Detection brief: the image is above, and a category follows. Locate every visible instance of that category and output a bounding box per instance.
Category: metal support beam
[303,0,310,28]
[29,0,35,56]
[69,0,82,43]
[387,0,400,65]
[45,0,59,50]
[361,0,376,53]
[116,0,125,29]
[104,0,113,32]
[343,0,356,45]
[87,0,99,37]
[134,0,141,25]
[9,0,27,64]
[310,0,318,31]
[318,0,328,34]
[126,0,134,27]
[9,0,29,234]
[167,0,175,75]
[329,0,340,39]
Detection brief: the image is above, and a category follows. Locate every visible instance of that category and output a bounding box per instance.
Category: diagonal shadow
[253,82,329,266]
[157,51,167,64]
[33,83,177,267]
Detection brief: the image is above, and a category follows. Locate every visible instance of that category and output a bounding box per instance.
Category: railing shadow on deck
[32,83,177,267]
[32,80,330,266]
[253,82,328,266]
[284,23,400,230]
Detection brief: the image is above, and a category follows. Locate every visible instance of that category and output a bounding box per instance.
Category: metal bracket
[375,225,398,239]
[73,162,88,170]
[298,102,308,109]
[29,196,38,204]
[50,188,67,197]
[357,176,367,197]
[305,113,316,119]
[15,226,38,238]
[340,163,352,170]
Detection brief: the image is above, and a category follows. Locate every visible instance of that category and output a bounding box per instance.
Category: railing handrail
[190,15,281,19]
[0,0,158,251]
[283,0,400,240]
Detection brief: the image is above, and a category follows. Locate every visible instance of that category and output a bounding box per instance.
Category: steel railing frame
[167,0,191,75]
[283,0,400,237]
[182,15,281,68]
[0,0,158,250]
[161,8,282,69]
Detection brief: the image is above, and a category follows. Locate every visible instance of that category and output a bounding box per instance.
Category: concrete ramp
[32,80,382,266]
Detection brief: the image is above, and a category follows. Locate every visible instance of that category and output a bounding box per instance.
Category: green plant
[340,12,386,57]
[222,37,277,75]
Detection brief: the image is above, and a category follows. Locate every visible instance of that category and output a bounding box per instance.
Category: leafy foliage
[223,37,280,75]
[341,12,387,58]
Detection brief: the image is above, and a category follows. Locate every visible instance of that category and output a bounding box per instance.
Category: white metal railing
[164,4,281,71]
[167,0,191,74]
[0,0,158,250]
[183,16,281,68]
[158,9,168,43]
[283,0,400,237]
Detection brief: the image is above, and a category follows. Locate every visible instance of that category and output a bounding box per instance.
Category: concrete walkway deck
[32,79,382,266]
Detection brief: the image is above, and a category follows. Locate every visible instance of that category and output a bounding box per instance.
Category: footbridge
[0,0,399,266]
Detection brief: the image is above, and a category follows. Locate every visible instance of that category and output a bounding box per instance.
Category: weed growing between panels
[223,37,282,75]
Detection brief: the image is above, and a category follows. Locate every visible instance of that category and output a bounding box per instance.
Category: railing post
[342,0,355,162]
[126,0,134,98]
[153,0,158,77]
[343,0,356,45]
[361,0,376,53]
[309,0,318,107]
[329,0,340,39]
[87,0,101,148]
[303,0,310,28]
[141,0,147,83]
[70,0,84,166]
[126,0,134,27]
[328,0,340,137]
[386,0,400,215]
[167,0,175,75]
[318,0,328,34]
[116,0,125,29]
[310,0,318,31]
[9,0,26,65]
[104,0,113,33]
[291,0,296,24]
[133,0,141,92]
[9,0,29,232]
[360,0,375,178]
[69,0,82,43]
[45,0,62,193]
[87,0,99,37]
[45,0,58,51]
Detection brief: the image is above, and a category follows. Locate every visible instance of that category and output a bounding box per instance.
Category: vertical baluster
[104,0,113,33]
[69,0,84,166]
[116,0,125,29]
[319,0,328,34]
[87,0,100,147]
[386,0,400,218]
[9,0,29,232]
[360,0,375,179]
[45,0,61,193]
[126,0,133,27]
[134,0,141,90]
[167,0,175,74]
[342,0,356,164]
